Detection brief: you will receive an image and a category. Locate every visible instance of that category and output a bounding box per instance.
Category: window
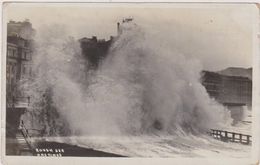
[27,53,30,60]
[22,52,28,59]
[7,49,12,57]
[23,66,26,74]
[12,64,16,73]
[29,68,32,76]
[13,49,16,57]
[9,65,12,74]
[6,66,9,74]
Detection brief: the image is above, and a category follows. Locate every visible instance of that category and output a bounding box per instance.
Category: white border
[0,1,259,165]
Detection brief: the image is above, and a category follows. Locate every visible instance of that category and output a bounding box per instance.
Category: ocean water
[43,132,251,157]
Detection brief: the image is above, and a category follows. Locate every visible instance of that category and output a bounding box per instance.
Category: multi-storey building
[79,36,114,69]
[6,20,35,155]
[6,20,34,107]
[79,18,133,69]
[201,70,252,122]
[202,71,252,107]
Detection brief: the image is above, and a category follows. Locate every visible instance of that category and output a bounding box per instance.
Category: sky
[3,3,257,71]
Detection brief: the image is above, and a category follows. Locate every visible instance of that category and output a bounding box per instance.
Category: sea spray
[19,24,87,136]
[82,21,232,135]
[20,21,232,137]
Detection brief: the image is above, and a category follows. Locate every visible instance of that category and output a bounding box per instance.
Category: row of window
[7,47,31,60]
[7,62,32,79]
[6,62,17,75]
[22,51,31,60]
[7,48,17,58]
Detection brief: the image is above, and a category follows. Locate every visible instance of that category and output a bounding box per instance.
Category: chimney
[117,22,120,36]
[110,36,114,41]
[92,36,97,42]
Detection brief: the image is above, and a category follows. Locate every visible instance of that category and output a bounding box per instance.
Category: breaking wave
[20,21,232,137]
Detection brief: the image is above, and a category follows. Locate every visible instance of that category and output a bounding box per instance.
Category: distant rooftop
[7,19,35,40]
[218,67,252,80]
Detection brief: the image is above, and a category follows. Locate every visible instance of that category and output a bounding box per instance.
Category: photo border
[1,1,259,165]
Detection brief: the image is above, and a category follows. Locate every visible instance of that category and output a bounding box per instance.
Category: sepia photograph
[1,2,259,164]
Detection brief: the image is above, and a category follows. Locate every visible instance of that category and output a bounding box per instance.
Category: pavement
[6,137,126,157]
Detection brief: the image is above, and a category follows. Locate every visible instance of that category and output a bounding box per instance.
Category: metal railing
[7,96,31,108]
[14,96,30,106]
[208,129,251,145]
[19,120,33,151]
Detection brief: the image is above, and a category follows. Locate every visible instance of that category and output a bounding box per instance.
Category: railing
[7,96,31,108]
[14,97,30,106]
[19,120,33,151]
[208,129,251,145]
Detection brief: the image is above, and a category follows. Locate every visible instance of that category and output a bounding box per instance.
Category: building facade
[7,19,35,40]
[6,20,35,155]
[201,71,252,107]
[6,20,34,107]
[79,36,113,69]
[79,18,133,69]
[201,71,252,122]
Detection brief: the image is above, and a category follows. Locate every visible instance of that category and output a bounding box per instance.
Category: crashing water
[18,21,248,157]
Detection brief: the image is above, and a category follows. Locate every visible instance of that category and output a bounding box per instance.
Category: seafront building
[201,69,252,122]
[6,20,34,107]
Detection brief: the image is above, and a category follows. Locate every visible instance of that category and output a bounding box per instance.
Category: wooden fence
[208,129,251,145]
